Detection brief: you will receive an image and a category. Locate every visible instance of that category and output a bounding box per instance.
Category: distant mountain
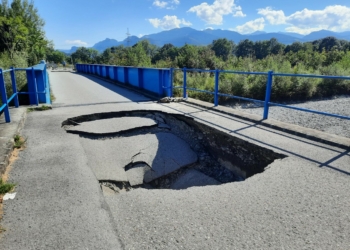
[303,30,339,41]
[93,38,120,52]
[202,29,244,42]
[278,32,304,39]
[338,31,350,41]
[142,27,218,46]
[246,32,300,44]
[249,31,267,35]
[58,28,350,54]
[93,36,140,52]
[58,46,79,54]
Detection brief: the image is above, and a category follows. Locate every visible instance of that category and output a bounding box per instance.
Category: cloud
[148,15,192,30]
[233,6,246,17]
[258,7,285,25]
[188,0,245,25]
[234,18,265,34]
[153,0,180,9]
[65,40,88,47]
[258,5,350,34]
[153,0,168,8]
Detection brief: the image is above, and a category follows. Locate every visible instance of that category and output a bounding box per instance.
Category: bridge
[0,63,349,249]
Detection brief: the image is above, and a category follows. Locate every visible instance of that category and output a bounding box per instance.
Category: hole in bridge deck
[62,110,286,194]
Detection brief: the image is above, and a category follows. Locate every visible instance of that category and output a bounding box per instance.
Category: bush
[0,52,28,104]
[316,65,350,97]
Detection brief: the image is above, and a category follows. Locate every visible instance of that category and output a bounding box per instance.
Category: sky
[32,0,350,49]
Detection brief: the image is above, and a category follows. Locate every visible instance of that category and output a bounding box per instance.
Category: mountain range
[58,27,350,54]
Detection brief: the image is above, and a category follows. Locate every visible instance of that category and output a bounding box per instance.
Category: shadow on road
[71,72,154,103]
[160,102,350,177]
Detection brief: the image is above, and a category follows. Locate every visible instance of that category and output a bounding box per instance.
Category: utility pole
[126,28,131,47]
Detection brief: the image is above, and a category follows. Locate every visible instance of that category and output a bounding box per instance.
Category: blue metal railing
[76,63,350,121]
[173,67,350,121]
[76,64,172,97]
[0,61,51,123]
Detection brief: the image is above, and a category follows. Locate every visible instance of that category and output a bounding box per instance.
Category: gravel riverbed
[229,96,350,138]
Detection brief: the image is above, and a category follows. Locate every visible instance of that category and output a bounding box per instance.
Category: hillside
[59,27,350,53]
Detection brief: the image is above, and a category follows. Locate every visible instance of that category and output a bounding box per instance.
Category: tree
[253,41,270,59]
[46,50,66,64]
[211,38,234,61]
[71,47,99,63]
[0,0,48,63]
[235,39,254,58]
[284,41,303,54]
[268,38,285,55]
[124,42,151,67]
[152,43,178,63]
[0,14,28,58]
[318,37,341,52]
[98,48,113,64]
[176,44,200,68]
[137,40,158,58]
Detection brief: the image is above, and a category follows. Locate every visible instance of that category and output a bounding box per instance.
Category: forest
[1,0,350,103]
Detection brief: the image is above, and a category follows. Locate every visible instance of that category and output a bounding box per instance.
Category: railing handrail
[0,62,50,123]
[75,64,350,122]
[172,67,350,121]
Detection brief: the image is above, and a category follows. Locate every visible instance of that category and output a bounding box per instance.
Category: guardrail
[0,61,51,123]
[76,64,172,97]
[174,68,350,121]
[75,64,350,121]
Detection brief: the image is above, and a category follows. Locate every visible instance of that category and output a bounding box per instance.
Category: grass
[27,105,51,112]
[50,92,56,102]
[13,134,26,149]
[0,178,15,195]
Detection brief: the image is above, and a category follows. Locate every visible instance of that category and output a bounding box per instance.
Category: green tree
[235,39,254,58]
[284,41,303,54]
[318,37,341,52]
[125,42,151,67]
[211,38,234,61]
[268,38,285,55]
[253,41,270,59]
[137,40,158,58]
[71,47,99,64]
[176,44,200,68]
[0,0,48,63]
[46,50,66,64]
[152,43,178,63]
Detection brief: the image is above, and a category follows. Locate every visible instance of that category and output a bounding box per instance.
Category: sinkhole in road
[62,110,286,193]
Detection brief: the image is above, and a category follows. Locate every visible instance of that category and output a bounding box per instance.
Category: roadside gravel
[230,96,350,138]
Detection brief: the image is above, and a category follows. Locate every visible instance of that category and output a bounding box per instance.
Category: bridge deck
[0,71,349,250]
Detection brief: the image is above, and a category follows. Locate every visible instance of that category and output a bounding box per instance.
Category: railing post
[10,67,19,108]
[183,67,187,98]
[106,66,110,79]
[113,66,118,81]
[124,67,129,84]
[138,68,144,89]
[214,69,219,106]
[32,67,39,106]
[169,67,174,97]
[263,71,274,120]
[0,68,10,122]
